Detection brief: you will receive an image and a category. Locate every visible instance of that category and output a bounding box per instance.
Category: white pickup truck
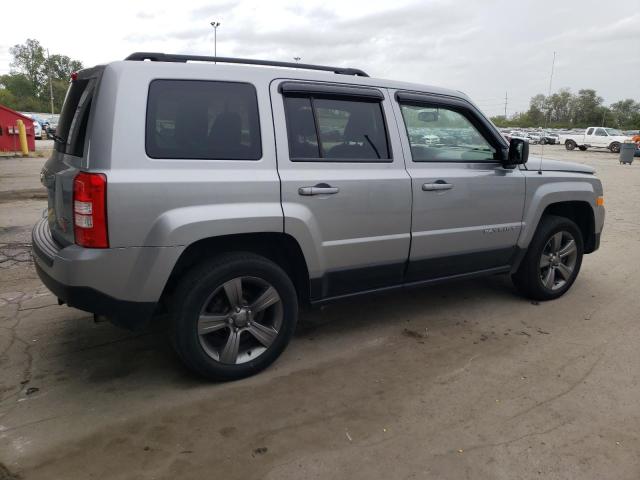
[560,127,630,153]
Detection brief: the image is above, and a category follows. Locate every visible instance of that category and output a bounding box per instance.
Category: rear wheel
[170,253,298,381]
[565,140,577,150]
[578,145,588,151]
[609,142,621,153]
[512,215,583,301]
[540,138,547,145]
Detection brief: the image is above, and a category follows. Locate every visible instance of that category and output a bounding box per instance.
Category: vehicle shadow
[37,273,519,390]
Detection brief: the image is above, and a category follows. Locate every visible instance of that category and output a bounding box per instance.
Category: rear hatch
[41,66,104,246]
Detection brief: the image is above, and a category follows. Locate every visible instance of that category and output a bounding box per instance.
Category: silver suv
[33,53,605,380]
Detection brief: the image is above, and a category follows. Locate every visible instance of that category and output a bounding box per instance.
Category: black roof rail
[124,52,369,77]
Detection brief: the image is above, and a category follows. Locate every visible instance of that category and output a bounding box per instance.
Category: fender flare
[517,181,596,249]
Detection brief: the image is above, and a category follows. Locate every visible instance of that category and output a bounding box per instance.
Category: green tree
[609,99,640,129]
[493,89,638,130]
[1,38,83,113]
[0,73,43,111]
[9,38,45,96]
[571,89,604,127]
[546,88,573,125]
[525,94,547,126]
[45,54,83,82]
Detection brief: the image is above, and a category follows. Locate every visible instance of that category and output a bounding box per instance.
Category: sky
[1,0,639,117]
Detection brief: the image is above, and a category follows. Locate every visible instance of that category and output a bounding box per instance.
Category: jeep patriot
[33,53,605,379]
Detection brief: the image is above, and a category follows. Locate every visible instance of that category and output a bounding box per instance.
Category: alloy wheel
[197,276,283,364]
[539,231,578,291]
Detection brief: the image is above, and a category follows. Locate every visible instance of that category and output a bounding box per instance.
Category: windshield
[605,128,623,136]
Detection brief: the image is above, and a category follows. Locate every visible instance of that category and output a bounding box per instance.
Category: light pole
[47,49,54,115]
[293,56,301,63]
[210,21,220,62]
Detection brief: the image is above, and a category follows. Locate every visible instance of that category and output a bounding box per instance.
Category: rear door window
[284,97,320,158]
[283,94,391,162]
[146,80,262,160]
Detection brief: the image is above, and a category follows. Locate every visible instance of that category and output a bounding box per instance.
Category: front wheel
[170,253,298,381]
[512,215,584,301]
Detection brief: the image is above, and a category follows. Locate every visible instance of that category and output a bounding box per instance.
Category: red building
[0,104,36,152]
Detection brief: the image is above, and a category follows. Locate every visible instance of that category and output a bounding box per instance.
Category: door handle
[298,184,340,196]
[422,181,453,191]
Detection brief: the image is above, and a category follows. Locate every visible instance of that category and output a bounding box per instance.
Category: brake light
[73,172,108,248]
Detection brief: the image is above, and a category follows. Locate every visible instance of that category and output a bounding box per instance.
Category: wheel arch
[519,179,599,254]
[160,232,311,309]
[542,201,596,253]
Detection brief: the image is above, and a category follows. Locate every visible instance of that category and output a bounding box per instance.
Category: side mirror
[418,110,438,122]
[507,137,529,165]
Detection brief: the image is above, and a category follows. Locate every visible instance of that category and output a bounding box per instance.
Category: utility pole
[210,21,220,63]
[293,56,301,63]
[504,91,508,119]
[47,49,54,115]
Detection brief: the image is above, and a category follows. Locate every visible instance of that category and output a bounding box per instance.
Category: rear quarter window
[145,80,262,160]
[56,78,95,156]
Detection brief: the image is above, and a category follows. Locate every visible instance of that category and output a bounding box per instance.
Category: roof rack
[124,52,369,77]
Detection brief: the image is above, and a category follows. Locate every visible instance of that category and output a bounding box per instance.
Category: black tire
[565,140,577,151]
[578,145,588,151]
[512,215,584,301]
[540,138,547,145]
[170,252,298,381]
[609,142,621,153]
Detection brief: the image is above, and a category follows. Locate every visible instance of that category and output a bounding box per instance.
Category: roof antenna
[539,51,556,175]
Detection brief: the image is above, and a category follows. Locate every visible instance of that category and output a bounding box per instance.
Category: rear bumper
[32,218,183,330]
[34,261,156,330]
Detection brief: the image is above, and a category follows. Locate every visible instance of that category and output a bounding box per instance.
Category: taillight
[73,172,108,248]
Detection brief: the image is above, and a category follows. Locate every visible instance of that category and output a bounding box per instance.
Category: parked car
[560,127,630,153]
[32,53,605,380]
[45,115,59,139]
[525,132,542,144]
[20,113,43,139]
[540,132,559,145]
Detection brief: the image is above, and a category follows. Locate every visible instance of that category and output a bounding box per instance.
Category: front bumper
[31,218,182,330]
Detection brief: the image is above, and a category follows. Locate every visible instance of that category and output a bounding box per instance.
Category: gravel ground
[0,144,639,479]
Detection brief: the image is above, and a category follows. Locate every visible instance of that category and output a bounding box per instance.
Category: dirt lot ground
[1,145,639,479]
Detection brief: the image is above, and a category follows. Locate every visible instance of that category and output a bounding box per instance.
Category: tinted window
[283,95,391,162]
[315,99,389,160]
[146,80,261,160]
[56,78,94,156]
[284,97,320,158]
[400,104,496,162]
